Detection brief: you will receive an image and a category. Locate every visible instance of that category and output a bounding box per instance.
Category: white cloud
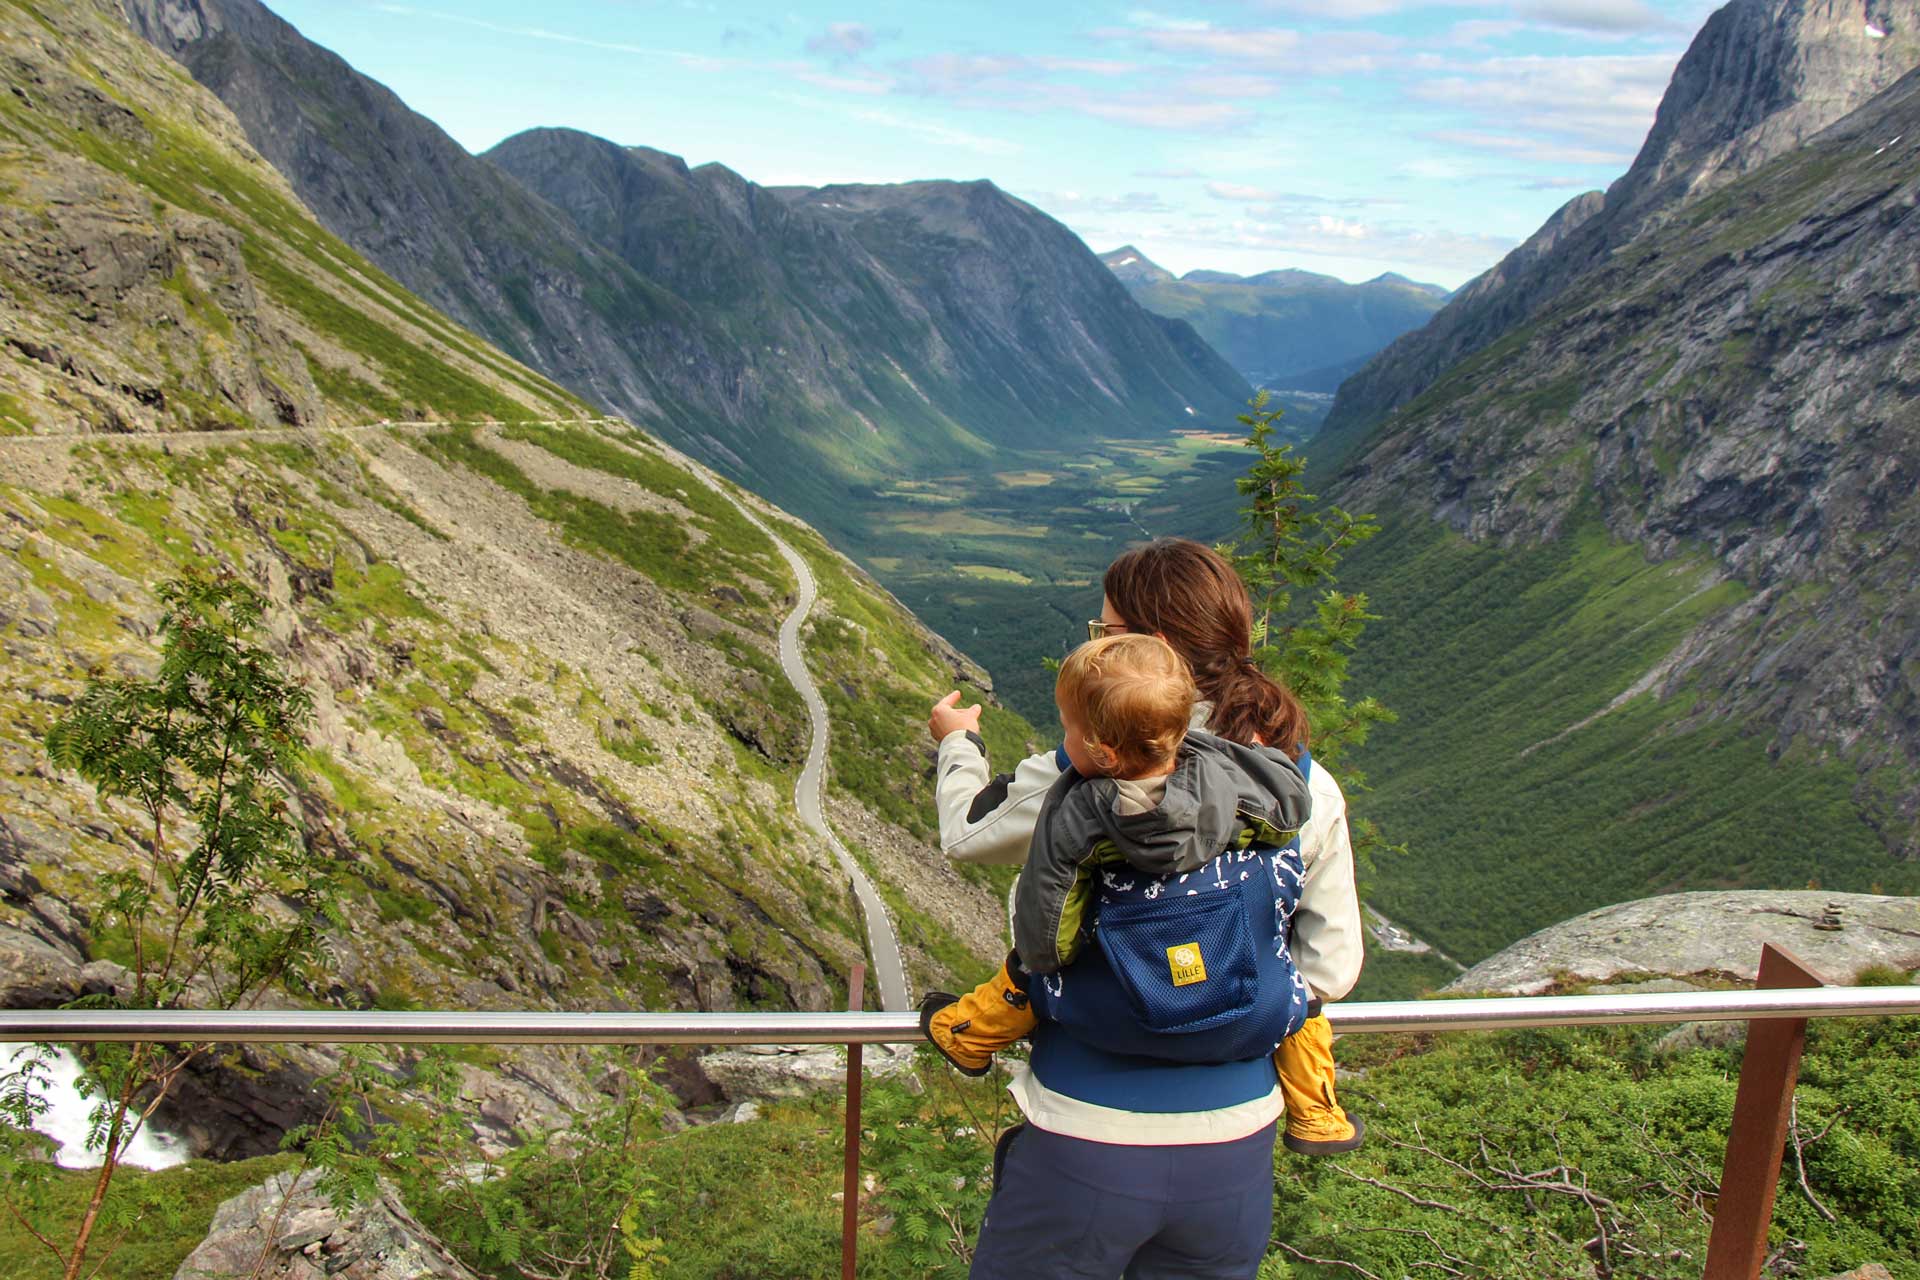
[1207,181,1286,201]
[1021,188,1175,214]
[1180,72,1286,100]
[1121,25,1304,63]
[1077,98,1254,129]
[805,22,897,62]
[1411,52,1677,155]
[372,5,717,64]
[1400,156,1470,180]
[846,106,1022,156]
[1220,211,1519,271]
[1425,128,1637,166]
[793,65,896,96]
[1512,0,1679,33]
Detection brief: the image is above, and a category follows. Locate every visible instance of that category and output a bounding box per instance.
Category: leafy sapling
[1,570,341,1280]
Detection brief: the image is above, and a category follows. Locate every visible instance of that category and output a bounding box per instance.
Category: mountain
[1098,244,1174,285]
[1104,256,1449,392]
[118,0,1250,525]
[767,179,1247,430]
[1319,0,1920,456]
[1311,4,1920,965]
[1,0,1033,1153]
[492,139,1247,468]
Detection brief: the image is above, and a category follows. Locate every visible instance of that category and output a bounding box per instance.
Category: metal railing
[4,947,1916,1279]
[2,982,1914,1045]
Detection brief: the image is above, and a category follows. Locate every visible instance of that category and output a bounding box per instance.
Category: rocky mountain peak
[1098,244,1173,284]
[1613,0,1920,224]
[1320,0,1920,450]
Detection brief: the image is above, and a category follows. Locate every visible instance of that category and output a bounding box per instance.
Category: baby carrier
[1028,754,1315,1063]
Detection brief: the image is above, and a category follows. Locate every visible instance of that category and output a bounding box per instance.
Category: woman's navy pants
[969,1121,1277,1279]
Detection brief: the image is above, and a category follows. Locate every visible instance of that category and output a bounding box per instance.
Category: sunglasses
[1086,619,1129,642]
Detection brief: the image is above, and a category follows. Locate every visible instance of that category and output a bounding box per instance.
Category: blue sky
[268,0,1726,289]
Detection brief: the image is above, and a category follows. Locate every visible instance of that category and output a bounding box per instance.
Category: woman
[927,537,1365,1279]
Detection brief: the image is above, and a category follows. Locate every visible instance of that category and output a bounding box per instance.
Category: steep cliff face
[116,0,730,433]
[480,129,970,467]
[119,0,1249,523]
[1317,63,1920,969]
[1322,0,1920,452]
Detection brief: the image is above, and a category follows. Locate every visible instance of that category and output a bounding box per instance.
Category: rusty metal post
[1703,944,1828,1280]
[842,963,866,1280]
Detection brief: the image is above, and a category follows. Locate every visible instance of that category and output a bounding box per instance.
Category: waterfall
[3,1046,189,1170]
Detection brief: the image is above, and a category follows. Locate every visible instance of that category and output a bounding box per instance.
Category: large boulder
[174,1169,477,1280]
[697,1042,915,1101]
[1449,892,1920,994]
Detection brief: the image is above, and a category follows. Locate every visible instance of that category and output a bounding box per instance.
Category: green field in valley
[835,423,1269,726]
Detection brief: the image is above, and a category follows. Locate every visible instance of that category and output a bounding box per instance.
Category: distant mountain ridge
[118,0,1250,523]
[1097,247,1449,392]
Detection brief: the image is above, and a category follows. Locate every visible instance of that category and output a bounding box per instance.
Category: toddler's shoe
[1276,1010,1366,1156]
[918,953,1034,1077]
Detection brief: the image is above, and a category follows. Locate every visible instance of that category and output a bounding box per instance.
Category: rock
[157,1044,334,1161]
[1582,978,1703,997]
[1652,1019,1748,1058]
[697,1043,915,1101]
[650,1049,724,1109]
[0,923,83,1006]
[1448,892,1920,995]
[172,1168,479,1280]
[724,1100,761,1123]
[1813,1267,1894,1280]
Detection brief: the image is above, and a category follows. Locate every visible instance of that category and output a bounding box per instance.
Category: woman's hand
[928,690,983,742]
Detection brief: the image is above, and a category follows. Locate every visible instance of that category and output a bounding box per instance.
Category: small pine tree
[1,570,340,1280]
[1222,391,1399,880]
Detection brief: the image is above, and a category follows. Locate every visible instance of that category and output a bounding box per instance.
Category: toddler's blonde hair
[1056,633,1198,776]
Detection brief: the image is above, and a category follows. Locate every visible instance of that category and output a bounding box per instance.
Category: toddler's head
[1055,634,1198,780]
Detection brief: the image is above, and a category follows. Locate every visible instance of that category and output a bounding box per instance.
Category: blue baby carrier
[1029,753,1314,1063]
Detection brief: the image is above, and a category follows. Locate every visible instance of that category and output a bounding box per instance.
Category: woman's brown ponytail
[1102,539,1310,759]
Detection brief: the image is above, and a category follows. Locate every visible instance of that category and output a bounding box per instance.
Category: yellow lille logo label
[1167,942,1208,987]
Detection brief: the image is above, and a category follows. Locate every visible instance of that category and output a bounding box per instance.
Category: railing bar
[0,986,1914,1045]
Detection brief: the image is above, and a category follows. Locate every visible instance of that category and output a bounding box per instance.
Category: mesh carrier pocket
[1094,884,1258,1034]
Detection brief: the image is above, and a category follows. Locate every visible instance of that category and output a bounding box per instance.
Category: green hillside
[1299,67,1920,963]
[1339,517,1920,964]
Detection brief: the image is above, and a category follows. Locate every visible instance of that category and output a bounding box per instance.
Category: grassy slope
[1,425,868,1011]
[0,0,587,428]
[1340,516,1920,964]
[1293,93,1920,965]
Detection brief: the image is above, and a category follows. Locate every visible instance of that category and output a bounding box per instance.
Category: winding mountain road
[2,421,915,1012]
[704,485,912,1014]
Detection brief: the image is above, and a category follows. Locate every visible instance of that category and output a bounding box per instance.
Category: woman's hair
[1102,538,1310,756]
[1055,634,1197,776]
